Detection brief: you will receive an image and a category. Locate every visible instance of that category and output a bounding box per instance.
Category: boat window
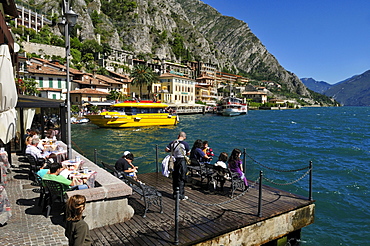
[110,107,125,112]
[124,107,137,115]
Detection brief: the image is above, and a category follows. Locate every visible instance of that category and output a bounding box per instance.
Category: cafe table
[60,169,97,188]
[61,159,83,171]
[69,170,97,188]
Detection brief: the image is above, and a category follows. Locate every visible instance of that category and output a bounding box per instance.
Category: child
[228,148,248,189]
[214,152,228,169]
[202,141,214,163]
[212,152,230,190]
[65,195,92,246]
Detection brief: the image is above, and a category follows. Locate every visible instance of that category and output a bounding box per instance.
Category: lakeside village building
[14,3,277,112]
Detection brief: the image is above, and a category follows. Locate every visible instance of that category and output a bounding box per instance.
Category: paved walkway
[0,153,68,246]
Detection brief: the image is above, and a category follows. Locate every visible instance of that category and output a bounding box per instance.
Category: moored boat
[85,100,179,128]
[217,97,248,116]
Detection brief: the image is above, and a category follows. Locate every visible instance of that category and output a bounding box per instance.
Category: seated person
[37,162,51,178]
[26,138,48,165]
[228,148,248,189]
[214,152,228,169]
[115,152,138,180]
[212,152,230,190]
[43,162,88,191]
[190,139,211,165]
[202,141,214,159]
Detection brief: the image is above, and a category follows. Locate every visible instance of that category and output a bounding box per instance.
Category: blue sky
[201,0,370,84]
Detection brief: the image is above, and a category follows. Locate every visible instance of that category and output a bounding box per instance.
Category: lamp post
[58,1,78,159]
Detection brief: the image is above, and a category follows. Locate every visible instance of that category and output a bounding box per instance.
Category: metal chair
[42,179,68,218]
[26,154,41,180]
[31,171,48,207]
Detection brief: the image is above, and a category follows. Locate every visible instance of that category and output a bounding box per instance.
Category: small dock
[91,173,315,246]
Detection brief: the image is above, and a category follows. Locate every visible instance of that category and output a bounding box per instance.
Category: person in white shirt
[26,138,48,161]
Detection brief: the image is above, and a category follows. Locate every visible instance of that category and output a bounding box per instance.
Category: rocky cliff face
[25,0,311,97]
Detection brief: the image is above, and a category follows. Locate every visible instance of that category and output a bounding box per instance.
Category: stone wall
[62,145,134,229]
[195,204,315,246]
[22,41,65,58]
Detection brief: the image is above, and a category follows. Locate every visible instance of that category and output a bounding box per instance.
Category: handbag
[168,155,175,171]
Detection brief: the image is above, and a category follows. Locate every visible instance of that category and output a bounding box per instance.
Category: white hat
[123,151,130,156]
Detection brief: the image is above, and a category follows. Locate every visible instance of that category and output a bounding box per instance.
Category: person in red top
[202,141,214,163]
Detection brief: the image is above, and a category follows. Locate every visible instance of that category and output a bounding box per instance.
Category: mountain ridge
[23,0,313,100]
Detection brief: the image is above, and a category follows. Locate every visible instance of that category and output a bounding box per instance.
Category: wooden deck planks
[91,172,313,245]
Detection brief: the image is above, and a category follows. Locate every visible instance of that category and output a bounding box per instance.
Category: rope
[262,168,311,186]
[187,189,249,207]
[246,152,310,172]
[71,140,87,157]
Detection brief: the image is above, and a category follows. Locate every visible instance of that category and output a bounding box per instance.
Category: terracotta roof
[37,87,63,92]
[28,64,66,76]
[242,91,267,95]
[73,79,110,87]
[107,70,130,80]
[196,75,214,80]
[29,58,83,75]
[160,72,191,79]
[95,74,123,85]
[69,88,109,95]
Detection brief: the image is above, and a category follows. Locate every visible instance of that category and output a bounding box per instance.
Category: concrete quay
[0,153,68,246]
[0,151,134,245]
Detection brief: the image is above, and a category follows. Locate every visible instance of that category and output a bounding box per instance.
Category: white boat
[217,97,248,116]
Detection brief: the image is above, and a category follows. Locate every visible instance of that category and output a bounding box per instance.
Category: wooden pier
[90,173,315,246]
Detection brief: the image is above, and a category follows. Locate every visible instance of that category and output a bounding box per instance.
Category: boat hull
[221,107,248,116]
[86,113,179,128]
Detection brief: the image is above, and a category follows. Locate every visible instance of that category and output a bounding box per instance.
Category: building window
[76,97,78,103]
[58,79,62,88]
[49,78,53,88]
[39,77,43,87]
[88,96,91,101]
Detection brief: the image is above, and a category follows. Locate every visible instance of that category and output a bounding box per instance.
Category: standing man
[166,131,190,200]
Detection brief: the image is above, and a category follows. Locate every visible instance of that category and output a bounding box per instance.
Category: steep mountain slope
[23,0,310,98]
[301,78,332,94]
[324,70,370,106]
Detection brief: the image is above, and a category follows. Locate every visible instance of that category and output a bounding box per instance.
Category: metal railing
[92,145,313,244]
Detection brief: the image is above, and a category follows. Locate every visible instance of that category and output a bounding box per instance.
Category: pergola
[16,95,68,153]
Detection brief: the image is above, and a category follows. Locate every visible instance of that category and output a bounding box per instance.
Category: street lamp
[58,0,78,159]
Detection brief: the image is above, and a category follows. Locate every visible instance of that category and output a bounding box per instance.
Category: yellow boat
[86,101,179,128]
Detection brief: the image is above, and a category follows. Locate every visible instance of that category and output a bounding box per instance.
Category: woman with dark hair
[228,148,248,189]
[190,139,211,164]
[65,195,92,246]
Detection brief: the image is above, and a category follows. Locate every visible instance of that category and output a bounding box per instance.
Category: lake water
[71,107,370,245]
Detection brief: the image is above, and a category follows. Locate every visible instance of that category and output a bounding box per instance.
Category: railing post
[258,170,263,217]
[174,187,180,245]
[243,148,247,176]
[156,144,159,173]
[309,161,313,201]
[94,149,97,164]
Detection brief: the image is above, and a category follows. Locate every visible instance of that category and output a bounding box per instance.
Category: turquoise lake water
[71,107,370,245]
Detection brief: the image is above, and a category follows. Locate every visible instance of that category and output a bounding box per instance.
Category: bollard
[94,149,97,164]
[309,161,313,201]
[156,144,159,173]
[258,170,263,217]
[174,187,180,245]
